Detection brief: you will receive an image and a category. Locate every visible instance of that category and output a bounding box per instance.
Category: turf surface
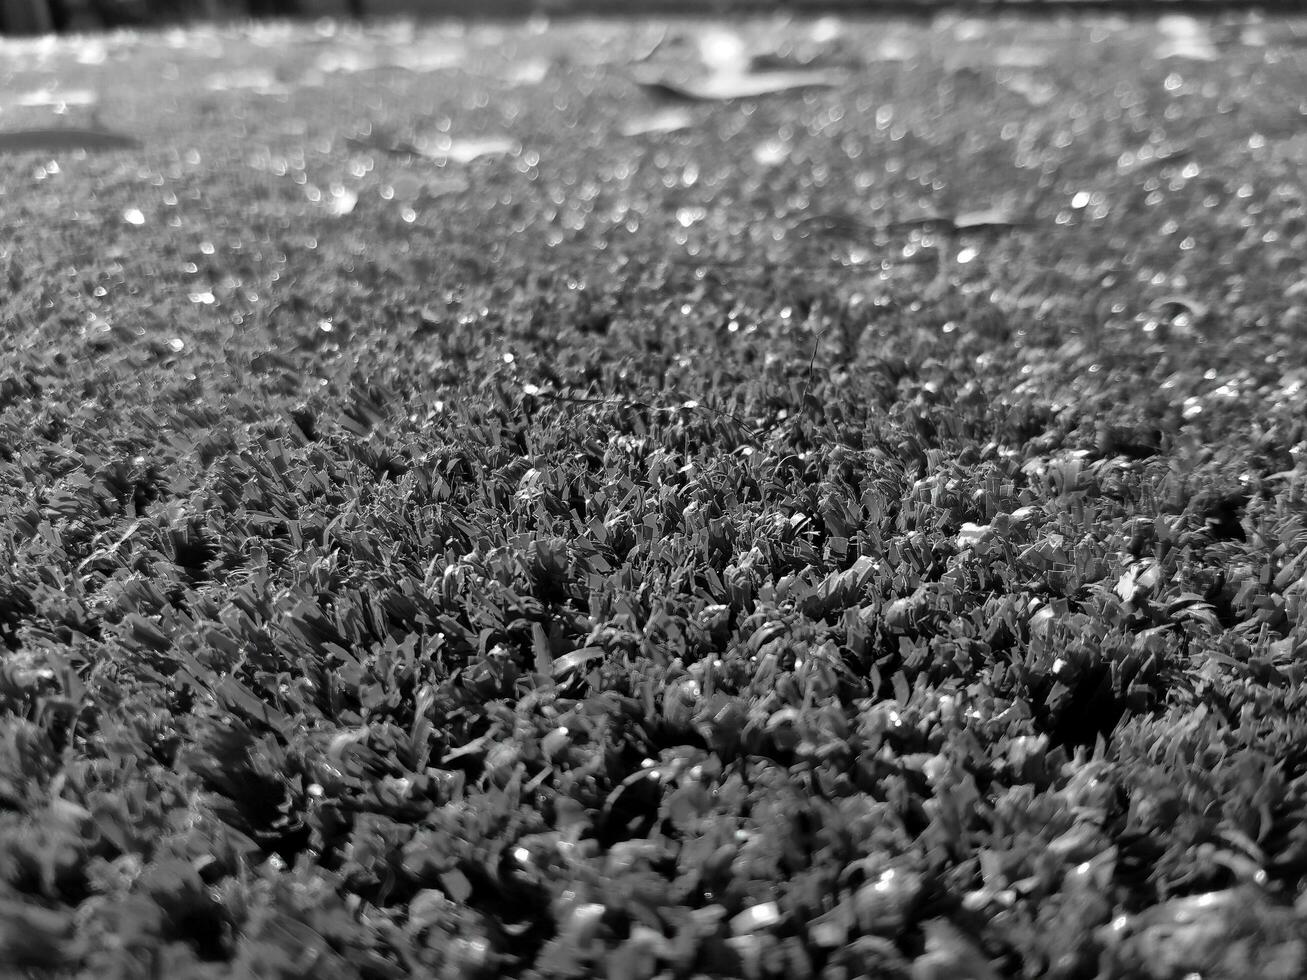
[3,12,1307,979]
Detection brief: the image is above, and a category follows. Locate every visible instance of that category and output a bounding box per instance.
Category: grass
[2,11,1307,978]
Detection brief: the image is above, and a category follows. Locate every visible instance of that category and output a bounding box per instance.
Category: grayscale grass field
[2,12,1307,978]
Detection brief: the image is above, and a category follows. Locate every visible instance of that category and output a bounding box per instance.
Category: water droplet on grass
[677,206,706,228]
[621,108,697,137]
[325,186,358,216]
[753,139,789,167]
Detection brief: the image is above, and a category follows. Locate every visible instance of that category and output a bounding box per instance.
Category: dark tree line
[1,0,366,33]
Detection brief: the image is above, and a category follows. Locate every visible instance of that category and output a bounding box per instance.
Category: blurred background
[0,0,1280,36]
[2,0,344,32]
[0,0,778,32]
[4,0,485,33]
[0,0,701,33]
[2,0,746,32]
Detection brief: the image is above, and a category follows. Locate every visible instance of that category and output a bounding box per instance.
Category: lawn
[2,11,1307,978]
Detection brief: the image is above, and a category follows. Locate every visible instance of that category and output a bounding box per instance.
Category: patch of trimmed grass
[2,13,1307,978]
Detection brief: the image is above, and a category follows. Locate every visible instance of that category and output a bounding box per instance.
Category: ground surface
[2,12,1307,979]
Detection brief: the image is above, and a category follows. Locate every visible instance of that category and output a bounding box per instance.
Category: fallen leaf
[388,171,470,201]
[390,43,463,73]
[386,171,470,201]
[0,128,140,154]
[1155,14,1219,61]
[635,68,845,102]
[428,136,518,165]
[886,208,1027,235]
[351,128,517,165]
[621,108,697,137]
[10,88,98,109]
[789,212,877,240]
[1156,38,1219,61]
[887,212,956,233]
[954,208,1029,231]
[888,209,1029,236]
